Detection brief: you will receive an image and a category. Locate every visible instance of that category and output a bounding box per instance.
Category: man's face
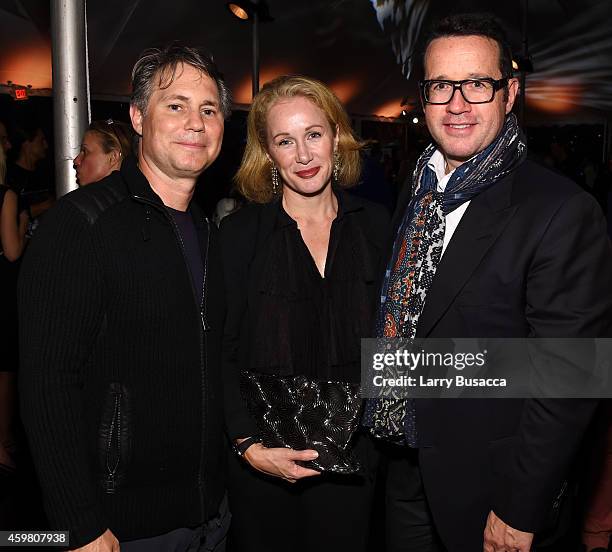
[0,122,11,153]
[130,63,224,182]
[27,129,48,163]
[423,35,518,171]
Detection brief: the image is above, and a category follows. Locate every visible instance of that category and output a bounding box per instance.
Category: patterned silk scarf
[363,114,527,445]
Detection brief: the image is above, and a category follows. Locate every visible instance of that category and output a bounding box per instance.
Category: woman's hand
[242,442,321,483]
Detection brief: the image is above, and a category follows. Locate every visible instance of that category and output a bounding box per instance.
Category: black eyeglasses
[420,77,509,105]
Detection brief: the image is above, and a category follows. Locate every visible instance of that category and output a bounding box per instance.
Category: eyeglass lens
[425,80,495,104]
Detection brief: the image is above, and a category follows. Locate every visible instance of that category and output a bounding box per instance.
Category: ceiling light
[226,1,273,22]
[228,3,249,20]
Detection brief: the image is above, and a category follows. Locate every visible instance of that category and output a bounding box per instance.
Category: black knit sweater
[18,157,227,548]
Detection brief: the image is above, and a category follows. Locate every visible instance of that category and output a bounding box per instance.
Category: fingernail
[308,451,318,459]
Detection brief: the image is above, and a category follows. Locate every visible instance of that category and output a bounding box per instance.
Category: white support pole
[51,0,89,197]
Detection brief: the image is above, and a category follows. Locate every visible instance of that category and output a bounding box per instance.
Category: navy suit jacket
[389,159,612,550]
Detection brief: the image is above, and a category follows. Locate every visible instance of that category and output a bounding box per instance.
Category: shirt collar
[427,150,451,182]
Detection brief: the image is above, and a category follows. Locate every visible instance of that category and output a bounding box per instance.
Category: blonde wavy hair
[235,75,364,203]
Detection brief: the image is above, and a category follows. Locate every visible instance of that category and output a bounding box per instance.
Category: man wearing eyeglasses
[369,13,612,552]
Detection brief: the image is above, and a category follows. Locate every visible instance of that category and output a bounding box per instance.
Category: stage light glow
[329,78,361,105]
[525,81,583,114]
[525,2,612,112]
[233,64,292,104]
[0,44,52,90]
[373,98,403,118]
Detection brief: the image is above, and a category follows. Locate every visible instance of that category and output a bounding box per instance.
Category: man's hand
[242,442,321,483]
[483,511,533,552]
[71,529,119,552]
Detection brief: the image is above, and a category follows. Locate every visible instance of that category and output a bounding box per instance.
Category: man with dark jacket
[365,13,612,552]
[19,45,230,551]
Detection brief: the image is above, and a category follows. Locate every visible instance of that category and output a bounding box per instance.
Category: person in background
[0,137,28,477]
[220,75,389,552]
[73,119,133,186]
[0,120,12,155]
[349,142,396,214]
[212,194,242,227]
[6,122,54,234]
[6,123,51,199]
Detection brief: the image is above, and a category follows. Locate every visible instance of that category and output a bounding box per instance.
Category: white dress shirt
[427,150,471,257]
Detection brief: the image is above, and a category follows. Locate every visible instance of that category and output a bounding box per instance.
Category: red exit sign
[12,87,28,101]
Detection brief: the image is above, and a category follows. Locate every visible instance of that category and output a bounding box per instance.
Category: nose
[185,109,205,132]
[295,140,312,164]
[73,152,83,167]
[446,86,471,115]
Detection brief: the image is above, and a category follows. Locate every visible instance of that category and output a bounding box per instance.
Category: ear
[129,104,143,136]
[108,149,121,170]
[505,78,520,114]
[333,124,340,152]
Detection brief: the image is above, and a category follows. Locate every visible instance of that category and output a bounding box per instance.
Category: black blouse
[220,191,390,439]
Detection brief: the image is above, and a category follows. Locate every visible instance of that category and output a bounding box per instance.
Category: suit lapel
[416,174,517,337]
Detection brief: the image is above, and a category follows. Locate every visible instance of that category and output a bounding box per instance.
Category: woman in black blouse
[220,75,389,552]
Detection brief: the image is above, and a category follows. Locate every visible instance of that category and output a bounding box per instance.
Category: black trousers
[385,446,447,552]
[121,495,230,552]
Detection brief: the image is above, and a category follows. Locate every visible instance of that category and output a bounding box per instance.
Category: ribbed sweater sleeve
[18,199,108,548]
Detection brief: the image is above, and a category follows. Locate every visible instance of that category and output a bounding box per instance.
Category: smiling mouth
[444,123,475,130]
[176,142,206,148]
[295,167,320,178]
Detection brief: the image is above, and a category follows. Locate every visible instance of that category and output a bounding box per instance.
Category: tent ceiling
[0,0,610,120]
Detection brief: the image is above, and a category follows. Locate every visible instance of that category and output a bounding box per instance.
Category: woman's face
[73,131,119,186]
[265,96,338,197]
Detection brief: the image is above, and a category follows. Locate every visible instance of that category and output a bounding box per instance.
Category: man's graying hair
[131,44,231,118]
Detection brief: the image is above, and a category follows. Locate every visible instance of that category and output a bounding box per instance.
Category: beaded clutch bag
[240,371,362,474]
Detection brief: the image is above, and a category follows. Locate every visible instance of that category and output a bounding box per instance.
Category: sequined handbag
[240,371,362,474]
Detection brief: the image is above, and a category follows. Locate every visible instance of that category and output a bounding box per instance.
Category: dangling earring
[271,165,280,195]
[333,152,340,185]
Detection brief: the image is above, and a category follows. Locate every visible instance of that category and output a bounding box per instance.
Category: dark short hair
[422,13,514,79]
[131,43,231,118]
[13,121,44,154]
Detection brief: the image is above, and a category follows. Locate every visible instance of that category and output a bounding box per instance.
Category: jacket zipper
[105,391,121,494]
[198,219,210,521]
[133,195,210,521]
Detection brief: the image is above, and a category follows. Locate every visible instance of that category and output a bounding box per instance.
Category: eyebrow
[272,125,324,140]
[160,94,219,107]
[428,73,497,80]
